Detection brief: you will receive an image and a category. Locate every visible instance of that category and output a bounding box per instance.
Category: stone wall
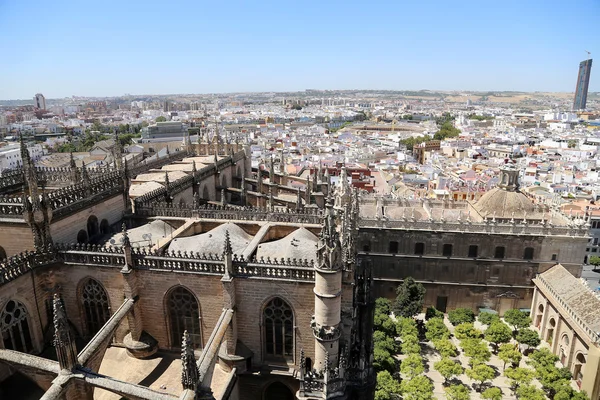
[50,194,125,244]
[0,222,34,258]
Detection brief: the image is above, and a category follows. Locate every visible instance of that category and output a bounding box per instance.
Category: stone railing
[132,151,247,207]
[0,245,316,287]
[135,203,323,224]
[0,165,115,192]
[127,150,189,178]
[0,170,125,220]
[534,274,600,344]
[359,218,589,237]
[0,249,59,284]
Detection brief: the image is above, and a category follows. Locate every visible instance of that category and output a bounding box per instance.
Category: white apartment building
[0,142,45,173]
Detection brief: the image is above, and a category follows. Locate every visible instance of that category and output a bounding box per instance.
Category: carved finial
[53,293,78,370]
[181,330,199,390]
[223,230,232,256]
[122,222,131,247]
[164,171,170,187]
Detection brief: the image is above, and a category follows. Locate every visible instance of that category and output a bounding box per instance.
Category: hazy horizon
[1,0,598,100]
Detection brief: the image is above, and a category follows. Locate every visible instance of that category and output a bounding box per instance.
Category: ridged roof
[168,222,252,256]
[257,227,318,262]
[538,264,600,334]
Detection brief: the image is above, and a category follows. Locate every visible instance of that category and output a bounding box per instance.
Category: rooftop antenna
[585,50,591,57]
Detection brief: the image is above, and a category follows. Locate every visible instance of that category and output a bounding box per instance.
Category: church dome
[474,187,536,219]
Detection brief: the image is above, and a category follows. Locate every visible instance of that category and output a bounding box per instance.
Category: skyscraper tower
[34,93,46,110]
[573,59,592,110]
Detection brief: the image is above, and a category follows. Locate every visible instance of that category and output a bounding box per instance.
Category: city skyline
[0,0,599,100]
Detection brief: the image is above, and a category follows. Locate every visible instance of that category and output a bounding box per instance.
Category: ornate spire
[121,222,131,248]
[181,330,199,390]
[53,294,78,371]
[223,230,232,256]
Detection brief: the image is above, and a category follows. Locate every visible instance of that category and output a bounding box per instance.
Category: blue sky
[0,0,598,99]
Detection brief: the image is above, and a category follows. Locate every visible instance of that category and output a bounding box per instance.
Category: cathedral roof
[168,222,252,256]
[472,187,536,219]
[129,181,164,197]
[256,227,318,262]
[105,220,173,248]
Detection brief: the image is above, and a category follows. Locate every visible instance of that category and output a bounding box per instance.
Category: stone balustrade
[359,217,589,237]
[135,203,323,224]
[0,244,316,286]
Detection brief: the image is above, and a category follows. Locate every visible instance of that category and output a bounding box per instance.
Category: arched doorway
[263,297,294,360]
[202,186,210,200]
[99,219,110,235]
[167,286,201,349]
[264,382,294,400]
[81,279,111,338]
[0,246,6,261]
[77,230,88,244]
[87,215,99,238]
[1,299,33,352]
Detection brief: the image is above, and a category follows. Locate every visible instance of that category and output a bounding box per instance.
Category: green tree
[498,343,522,370]
[376,298,392,315]
[516,329,540,349]
[400,375,434,400]
[528,348,559,370]
[155,116,167,122]
[504,367,535,391]
[374,313,396,337]
[434,339,458,358]
[567,139,577,148]
[445,384,470,400]
[395,316,418,338]
[434,357,464,385]
[447,308,475,325]
[425,318,450,342]
[425,306,444,320]
[374,347,396,374]
[400,354,424,379]
[401,335,421,355]
[515,384,546,400]
[554,386,589,400]
[481,387,503,400]
[394,277,425,317]
[503,309,531,332]
[434,121,461,141]
[461,339,491,365]
[588,255,600,267]
[374,331,398,354]
[484,322,512,352]
[478,312,500,326]
[455,323,482,340]
[375,370,402,400]
[466,363,496,389]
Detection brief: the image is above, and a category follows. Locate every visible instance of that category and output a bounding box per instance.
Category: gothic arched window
[1,300,33,352]
[82,279,111,337]
[167,287,201,349]
[263,297,294,359]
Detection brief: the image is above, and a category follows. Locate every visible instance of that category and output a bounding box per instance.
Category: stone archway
[77,230,89,244]
[263,381,294,400]
[546,318,556,343]
[100,219,110,235]
[87,215,99,238]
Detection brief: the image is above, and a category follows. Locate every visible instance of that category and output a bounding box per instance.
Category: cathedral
[0,134,588,399]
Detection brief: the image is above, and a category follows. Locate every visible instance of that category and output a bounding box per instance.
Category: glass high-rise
[573,59,592,110]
